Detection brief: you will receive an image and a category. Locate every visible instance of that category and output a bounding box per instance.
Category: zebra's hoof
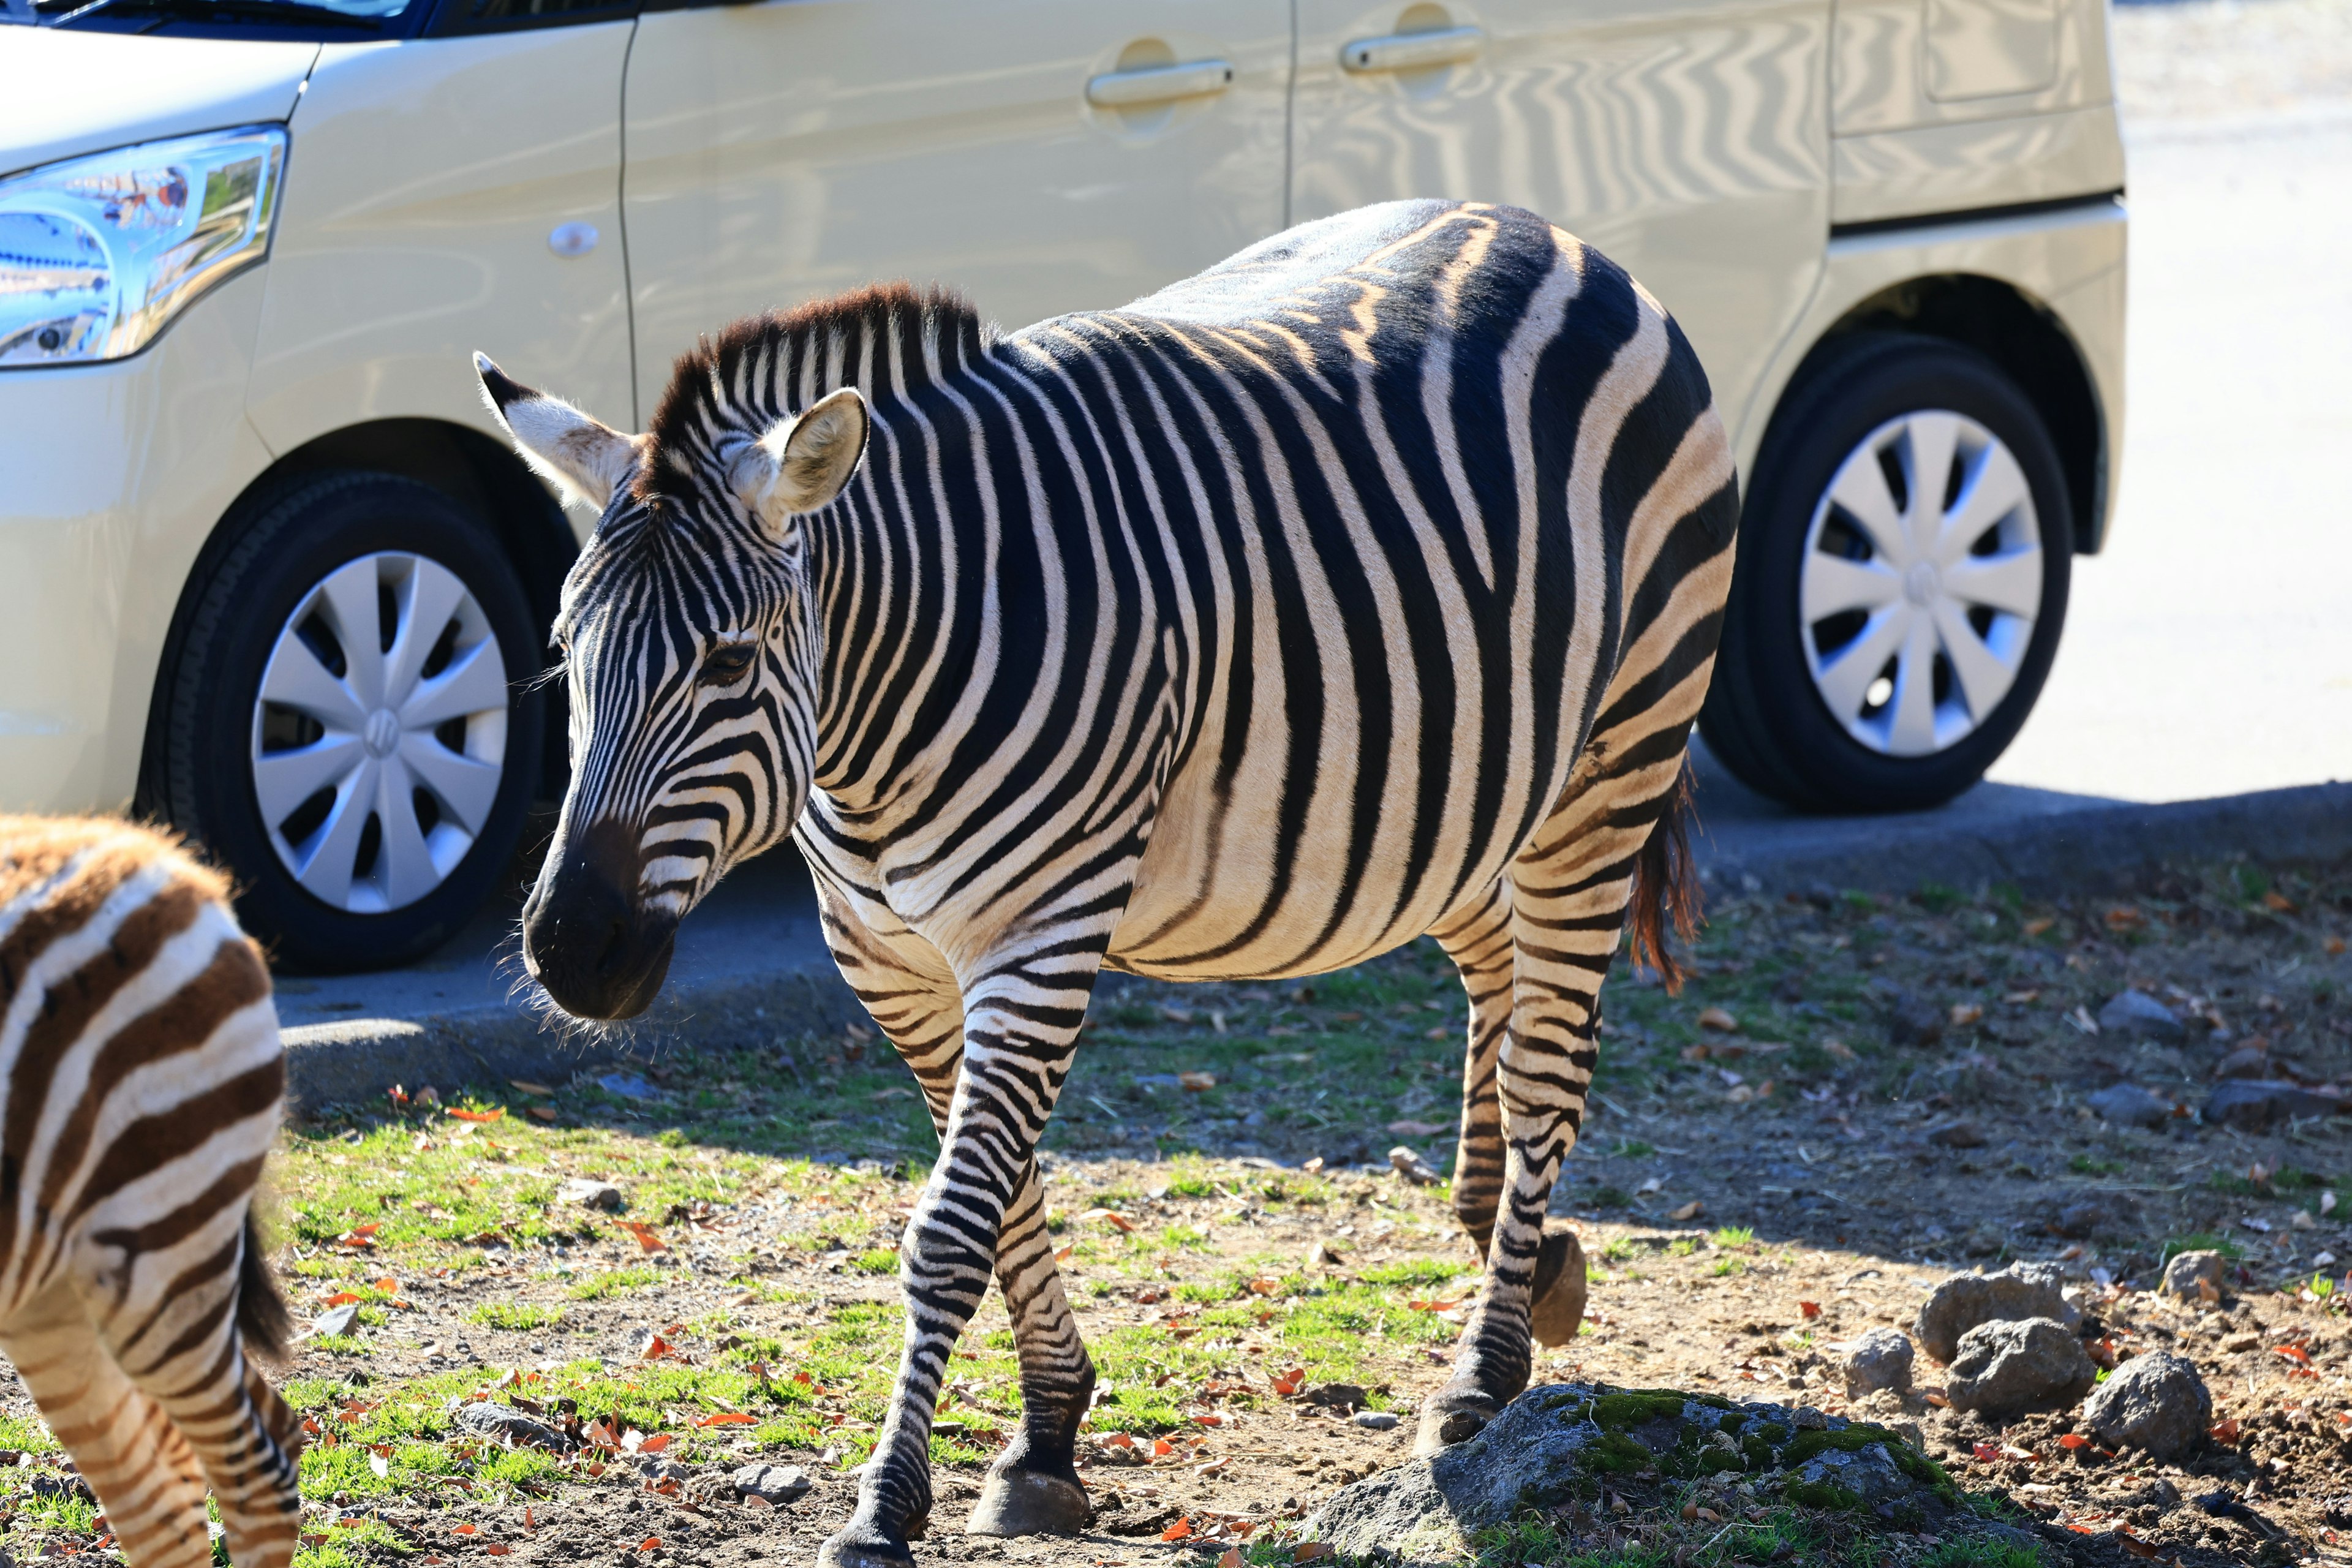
[1412,1392,1498,1457]
[816,1526,916,1567]
[1529,1221,1588,1349]
[966,1468,1090,1537]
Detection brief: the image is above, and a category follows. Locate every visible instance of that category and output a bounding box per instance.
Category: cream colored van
[0,0,2124,970]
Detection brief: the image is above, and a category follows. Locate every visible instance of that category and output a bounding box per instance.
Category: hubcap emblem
[1902,560,1941,608]
[363,707,402,758]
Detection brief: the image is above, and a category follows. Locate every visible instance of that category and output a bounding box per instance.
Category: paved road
[1989,102,2352,801]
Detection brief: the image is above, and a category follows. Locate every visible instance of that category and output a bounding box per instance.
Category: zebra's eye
[701,642,757,686]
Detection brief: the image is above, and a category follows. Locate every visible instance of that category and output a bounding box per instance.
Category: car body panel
[244,29,636,492]
[0,0,2128,818]
[1732,195,2126,541]
[620,0,1292,414]
[1291,0,1832,470]
[0,28,317,175]
[0,270,275,808]
[1831,104,2124,227]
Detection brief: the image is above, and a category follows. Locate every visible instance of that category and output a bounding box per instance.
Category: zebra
[479,198,1736,1568]
[0,815,303,1568]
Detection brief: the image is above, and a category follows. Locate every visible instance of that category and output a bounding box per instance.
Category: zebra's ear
[474,351,644,511]
[729,386,870,539]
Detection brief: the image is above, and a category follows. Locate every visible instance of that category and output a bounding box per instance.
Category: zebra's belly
[1103,740,1543,982]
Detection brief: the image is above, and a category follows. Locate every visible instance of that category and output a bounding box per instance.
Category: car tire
[1700,333,2072,813]
[159,471,545,973]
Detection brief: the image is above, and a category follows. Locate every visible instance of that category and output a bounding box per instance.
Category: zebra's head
[474,350,869,1020]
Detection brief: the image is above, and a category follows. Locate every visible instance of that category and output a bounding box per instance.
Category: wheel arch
[1773,273,2109,557]
[134,418,578,817]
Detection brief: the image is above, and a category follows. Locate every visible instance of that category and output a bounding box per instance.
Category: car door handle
[1340,24,1484,73]
[1085,58,1236,108]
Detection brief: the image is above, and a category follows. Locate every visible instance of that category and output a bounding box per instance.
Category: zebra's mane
[639,283,996,505]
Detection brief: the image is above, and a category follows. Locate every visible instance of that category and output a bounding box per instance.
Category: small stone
[1307,1239,1345,1268]
[1841,1327,1915,1397]
[1915,1262,2079,1363]
[454,1401,570,1451]
[1352,1411,1400,1431]
[311,1303,360,1338]
[637,1457,691,1483]
[2160,1250,2226,1303]
[2201,1079,2345,1132]
[731,1463,811,1506]
[2209,1043,2272,1080]
[2079,1352,2211,1462]
[2097,990,2184,1041]
[1792,1406,1828,1430]
[560,1177,625,1212]
[598,1072,658,1101]
[1387,1147,1442,1186]
[2086,1084,2172,1129]
[1943,1317,2096,1419]
[1927,1120,1984,1149]
[1887,996,1945,1047]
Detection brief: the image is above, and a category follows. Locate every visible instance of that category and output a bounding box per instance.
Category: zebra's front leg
[965,1162,1095,1536]
[818,944,1108,1568]
[814,887,1098,1550]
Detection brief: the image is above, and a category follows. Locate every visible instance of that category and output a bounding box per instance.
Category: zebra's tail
[1627,756,1702,992]
[238,1209,293,1364]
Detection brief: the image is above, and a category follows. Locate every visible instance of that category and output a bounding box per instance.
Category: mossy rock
[1306,1382,1988,1568]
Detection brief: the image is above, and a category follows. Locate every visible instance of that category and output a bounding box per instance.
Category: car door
[620,0,1292,413]
[1290,0,1831,437]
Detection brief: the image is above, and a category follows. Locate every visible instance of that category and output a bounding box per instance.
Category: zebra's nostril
[590,915,631,977]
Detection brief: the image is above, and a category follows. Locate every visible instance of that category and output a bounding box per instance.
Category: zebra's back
[997,202,1735,979]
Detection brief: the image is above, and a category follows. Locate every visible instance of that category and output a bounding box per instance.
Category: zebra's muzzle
[521,821,679,1021]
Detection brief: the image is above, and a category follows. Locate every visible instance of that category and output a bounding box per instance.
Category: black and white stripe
[483,199,1736,1567]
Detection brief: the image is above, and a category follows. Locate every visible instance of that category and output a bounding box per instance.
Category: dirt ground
[2,847,2343,1568]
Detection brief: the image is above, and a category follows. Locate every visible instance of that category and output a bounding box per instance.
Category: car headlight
[0,125,286,369]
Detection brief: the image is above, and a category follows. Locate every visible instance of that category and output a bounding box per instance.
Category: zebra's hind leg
[1415,742,1705,1455]
[1432,886,1585,1348]
[812,888,1097,1559]
[88,1253,303,1568]
[0,1284,216,1568]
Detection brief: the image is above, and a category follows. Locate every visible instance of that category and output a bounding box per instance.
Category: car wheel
[159,471,545,972]
[1700,333,2072,813]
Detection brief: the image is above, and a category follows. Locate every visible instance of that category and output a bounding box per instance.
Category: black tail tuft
[238,1209,293,1365]
[1627,756,1703,993]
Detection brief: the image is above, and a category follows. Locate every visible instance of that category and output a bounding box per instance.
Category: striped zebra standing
[480,199,1736,1568]
[0,816,303,1568]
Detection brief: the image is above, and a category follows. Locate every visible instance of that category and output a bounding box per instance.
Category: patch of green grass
[851,1247,900,1274]
[1159,1223,1209,1250]
[2068,1154,2125,1176]
[568,1265,666,1299]
[1710,1257,1746,1278]
[1708,1227,1754,1250]
[1616,1140,1657,1159]
[1589,1186,1634,1210]
[1358,1258,1462,1288]
[467,1300,564,1331]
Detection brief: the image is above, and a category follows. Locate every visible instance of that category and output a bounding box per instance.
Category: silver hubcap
[251,552,509,913]
[1800,409,2043,757]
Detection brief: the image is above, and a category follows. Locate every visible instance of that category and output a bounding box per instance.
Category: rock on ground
[1915,1262,2080,1363]
[731,1463,812,1506]
[2080,1352,2212,1462]
[1306,1384,1964,1567]
[1944,1318,2097,1419]
[453,1401,570,1451]
[2098,990,2185,1041]
[2160,1250,2227,1303]
[2086,1083,2173,1129]
[2201,1079,2345,1131]
[559,1177,624,1211]
[1841,1328,1915,1398]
